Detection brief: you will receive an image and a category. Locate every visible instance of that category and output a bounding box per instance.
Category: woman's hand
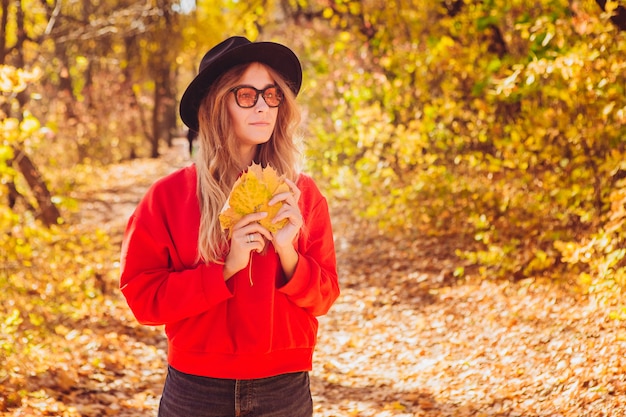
[223,211,272,281]
[269,178,302,279]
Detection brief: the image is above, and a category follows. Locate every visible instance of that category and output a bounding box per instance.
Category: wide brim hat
[179,36,303,131]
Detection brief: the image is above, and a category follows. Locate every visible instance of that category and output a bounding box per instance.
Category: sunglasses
[230,85,284,108]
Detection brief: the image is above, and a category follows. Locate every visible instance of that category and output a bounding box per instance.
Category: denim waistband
[158,365,313,417]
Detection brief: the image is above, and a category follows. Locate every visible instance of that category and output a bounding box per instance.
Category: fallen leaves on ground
[312,219,626,415]
[2,138,625,416]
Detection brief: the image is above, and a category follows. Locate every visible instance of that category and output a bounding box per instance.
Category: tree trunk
[163,73,177,148]
[2,1,60,226]
[151,86,161,158]
[11,146,62,227]
[0,0,8,64]
[148,0,180,157]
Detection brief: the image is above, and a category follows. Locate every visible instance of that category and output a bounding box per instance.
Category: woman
[119,36,340,416]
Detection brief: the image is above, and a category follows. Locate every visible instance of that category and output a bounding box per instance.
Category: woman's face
[227,63,279,161]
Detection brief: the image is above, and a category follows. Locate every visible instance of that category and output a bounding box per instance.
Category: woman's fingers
[232,212,273,241]
[269,180,302,228]
[284,178,301,201]
[269,178,300,207]
[225,213,271,272]
[272,201,302,227]
[239,231,267,248]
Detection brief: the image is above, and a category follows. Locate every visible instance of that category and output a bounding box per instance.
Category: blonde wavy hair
[195,63,302,263]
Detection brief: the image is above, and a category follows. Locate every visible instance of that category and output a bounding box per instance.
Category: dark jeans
[158,366,313,417]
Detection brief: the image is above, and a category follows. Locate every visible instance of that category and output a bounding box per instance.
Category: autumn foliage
[297,0,626,293]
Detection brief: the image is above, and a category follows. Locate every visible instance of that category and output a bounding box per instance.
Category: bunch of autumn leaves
[219,164,291,285]
[219,163,290,240]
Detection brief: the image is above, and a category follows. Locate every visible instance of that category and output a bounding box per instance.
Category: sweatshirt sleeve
[120,216,233,326]
[278,178,340,316]
[119,171,233,326]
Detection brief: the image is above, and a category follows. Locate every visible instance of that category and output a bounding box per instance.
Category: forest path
[10,137,623,417]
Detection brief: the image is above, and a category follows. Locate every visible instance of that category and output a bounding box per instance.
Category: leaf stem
[248,253,254,286]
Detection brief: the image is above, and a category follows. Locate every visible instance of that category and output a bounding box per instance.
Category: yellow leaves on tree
[219,163,290,238]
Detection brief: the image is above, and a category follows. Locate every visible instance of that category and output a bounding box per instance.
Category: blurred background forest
[1,0,626,414]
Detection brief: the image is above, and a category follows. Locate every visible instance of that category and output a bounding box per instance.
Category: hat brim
[179,42,302,131]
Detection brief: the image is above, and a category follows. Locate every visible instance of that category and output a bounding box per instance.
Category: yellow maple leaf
[219,163,290,238]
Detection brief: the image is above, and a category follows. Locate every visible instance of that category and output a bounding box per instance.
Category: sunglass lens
[263,87,283,107]
[235,88,257,108]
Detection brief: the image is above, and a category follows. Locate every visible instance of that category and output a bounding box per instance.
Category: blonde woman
[120,36,340,416]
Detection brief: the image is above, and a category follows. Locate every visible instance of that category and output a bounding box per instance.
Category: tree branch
[595,0,626,30]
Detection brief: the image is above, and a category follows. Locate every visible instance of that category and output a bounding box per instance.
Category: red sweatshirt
[119,165,339,379]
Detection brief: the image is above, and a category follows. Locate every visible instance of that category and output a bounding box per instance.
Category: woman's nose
[255,95,270,111]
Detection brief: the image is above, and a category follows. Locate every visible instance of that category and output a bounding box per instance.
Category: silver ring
[247,233,254,243]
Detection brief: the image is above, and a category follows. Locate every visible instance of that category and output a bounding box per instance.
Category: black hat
[179,36,302,131]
